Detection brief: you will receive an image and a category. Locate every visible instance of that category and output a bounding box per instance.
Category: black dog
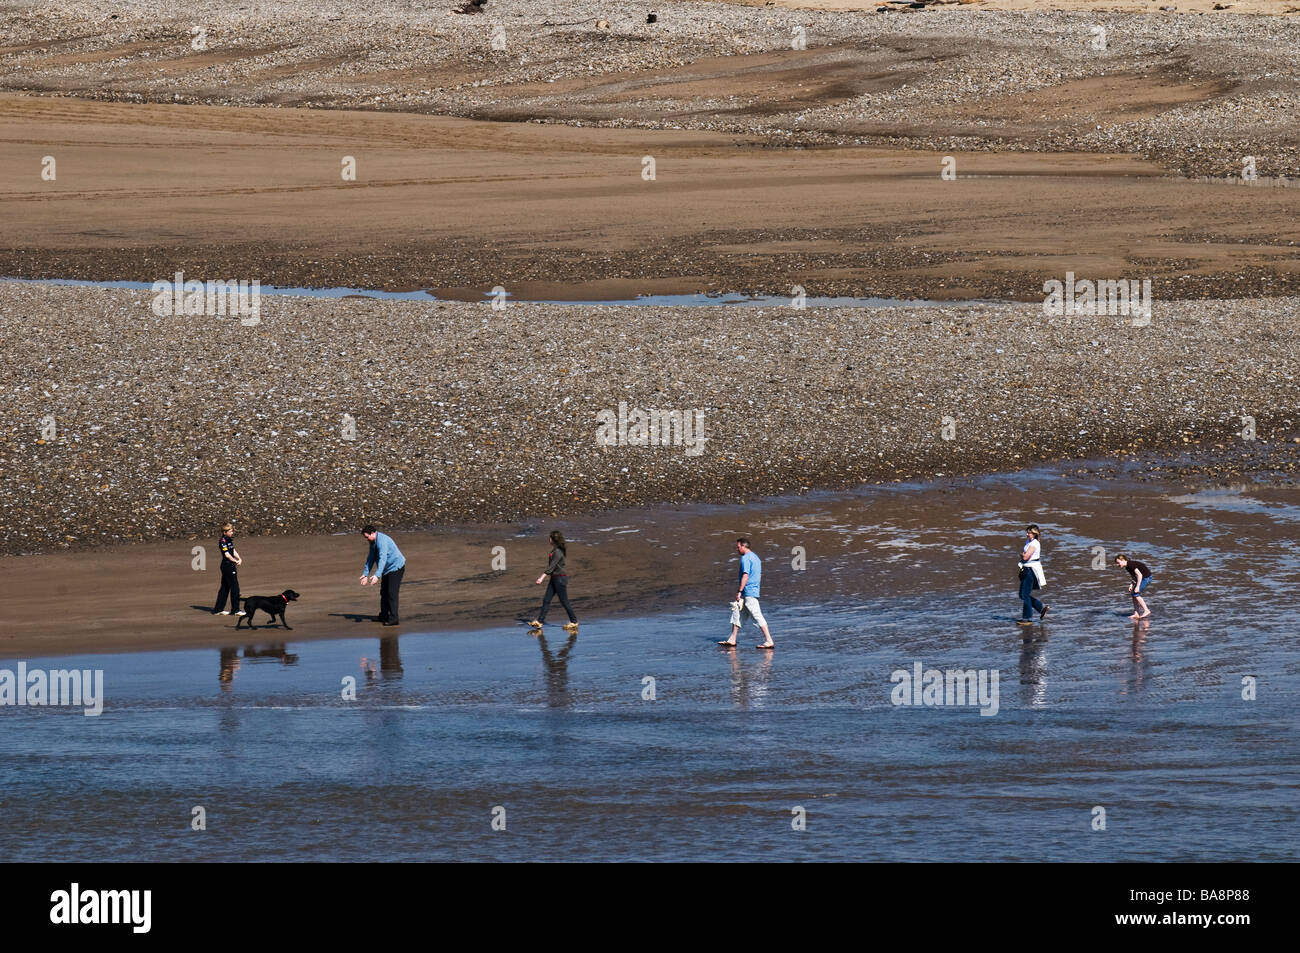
[235,590,300,630]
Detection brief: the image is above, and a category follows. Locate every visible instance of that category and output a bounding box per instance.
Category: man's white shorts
[730,596,767,628]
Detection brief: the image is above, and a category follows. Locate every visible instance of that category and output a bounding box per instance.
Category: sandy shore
[0,526,686,657]
[2,281,1298,561]
[2,95,1299,301]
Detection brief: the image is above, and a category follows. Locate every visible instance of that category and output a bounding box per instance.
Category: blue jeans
[1020,570,1044,620]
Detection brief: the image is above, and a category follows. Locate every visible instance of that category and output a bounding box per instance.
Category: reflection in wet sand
[361,637,404,682]
[1123,620,1153,696]
[380,637,403,679]
[219,643,298,686]
[219,647,239,687]
[536,632,577,709]
[723,645,772,710]
[1019,629,1048,710]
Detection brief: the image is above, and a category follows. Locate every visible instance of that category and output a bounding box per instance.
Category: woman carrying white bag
[1017,524,1049,626]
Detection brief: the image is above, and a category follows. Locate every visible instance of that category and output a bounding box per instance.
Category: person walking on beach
[1017,524,1048,626]
[1115,554,1153,620]
[719,537,774,649]
[212,522,246,616]
[529,531,578,632]
[360,524,405,626]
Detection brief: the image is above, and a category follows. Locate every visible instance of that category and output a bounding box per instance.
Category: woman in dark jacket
[529,531,578,632]
[212,522,246,617]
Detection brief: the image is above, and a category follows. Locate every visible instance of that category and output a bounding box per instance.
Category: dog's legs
[282,612,292,631]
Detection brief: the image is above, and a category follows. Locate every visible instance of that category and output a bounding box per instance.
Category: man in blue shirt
[719,537,774,650]
[360,524,406,626]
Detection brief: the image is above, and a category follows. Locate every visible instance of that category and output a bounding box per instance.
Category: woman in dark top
[529,531,578,632]
[1114,554,1153,620]
[212,522,246,616]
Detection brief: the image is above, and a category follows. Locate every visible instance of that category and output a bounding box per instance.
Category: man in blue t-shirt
[719,537,774,649]
[360,524,406,626]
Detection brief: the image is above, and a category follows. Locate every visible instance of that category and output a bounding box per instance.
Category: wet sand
[4,467,1298,657]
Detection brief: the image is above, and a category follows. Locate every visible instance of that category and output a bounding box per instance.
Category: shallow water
[0,277,974,309]
[1,472,1297,861]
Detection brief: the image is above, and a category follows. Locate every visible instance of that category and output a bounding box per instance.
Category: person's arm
[737,572,749,599]
[537,549,560,584]
[231,547,242,566]
[1022,544,1034,561]
[372,537,390,578]
[361,542,376,580]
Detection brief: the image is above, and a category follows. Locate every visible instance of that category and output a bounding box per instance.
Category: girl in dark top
[530,531,578,632]
[212,522,246,616]
[1114,554,1153,620]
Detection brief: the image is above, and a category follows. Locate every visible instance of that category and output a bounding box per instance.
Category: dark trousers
[379,566,404,622]
[214,563,240,613]
[538,574,576,623]
[1019,570,1044,620]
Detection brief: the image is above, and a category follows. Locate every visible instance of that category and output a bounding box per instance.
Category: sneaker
[218,610,231,616]
[1039,605,1049,620]
[235,610,246,616]
[528,620,543,628]
[562,622,579,632]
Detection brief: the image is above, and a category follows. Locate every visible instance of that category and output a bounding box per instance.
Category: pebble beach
[3,282,1297,556]
[3,0,1299,178]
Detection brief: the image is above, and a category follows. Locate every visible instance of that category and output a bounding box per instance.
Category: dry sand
[2,95,1299,301]
[2,0,1299,180]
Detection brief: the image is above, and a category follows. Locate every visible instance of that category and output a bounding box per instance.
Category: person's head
[1025,525,1040,540]
[550,530,566,552]
[1114,554,1129,567]
[222,523,234,537]
[736,536,751,554]
[362,524,377,542]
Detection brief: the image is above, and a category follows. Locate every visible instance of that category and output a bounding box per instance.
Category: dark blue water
[2,476,1298,861]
